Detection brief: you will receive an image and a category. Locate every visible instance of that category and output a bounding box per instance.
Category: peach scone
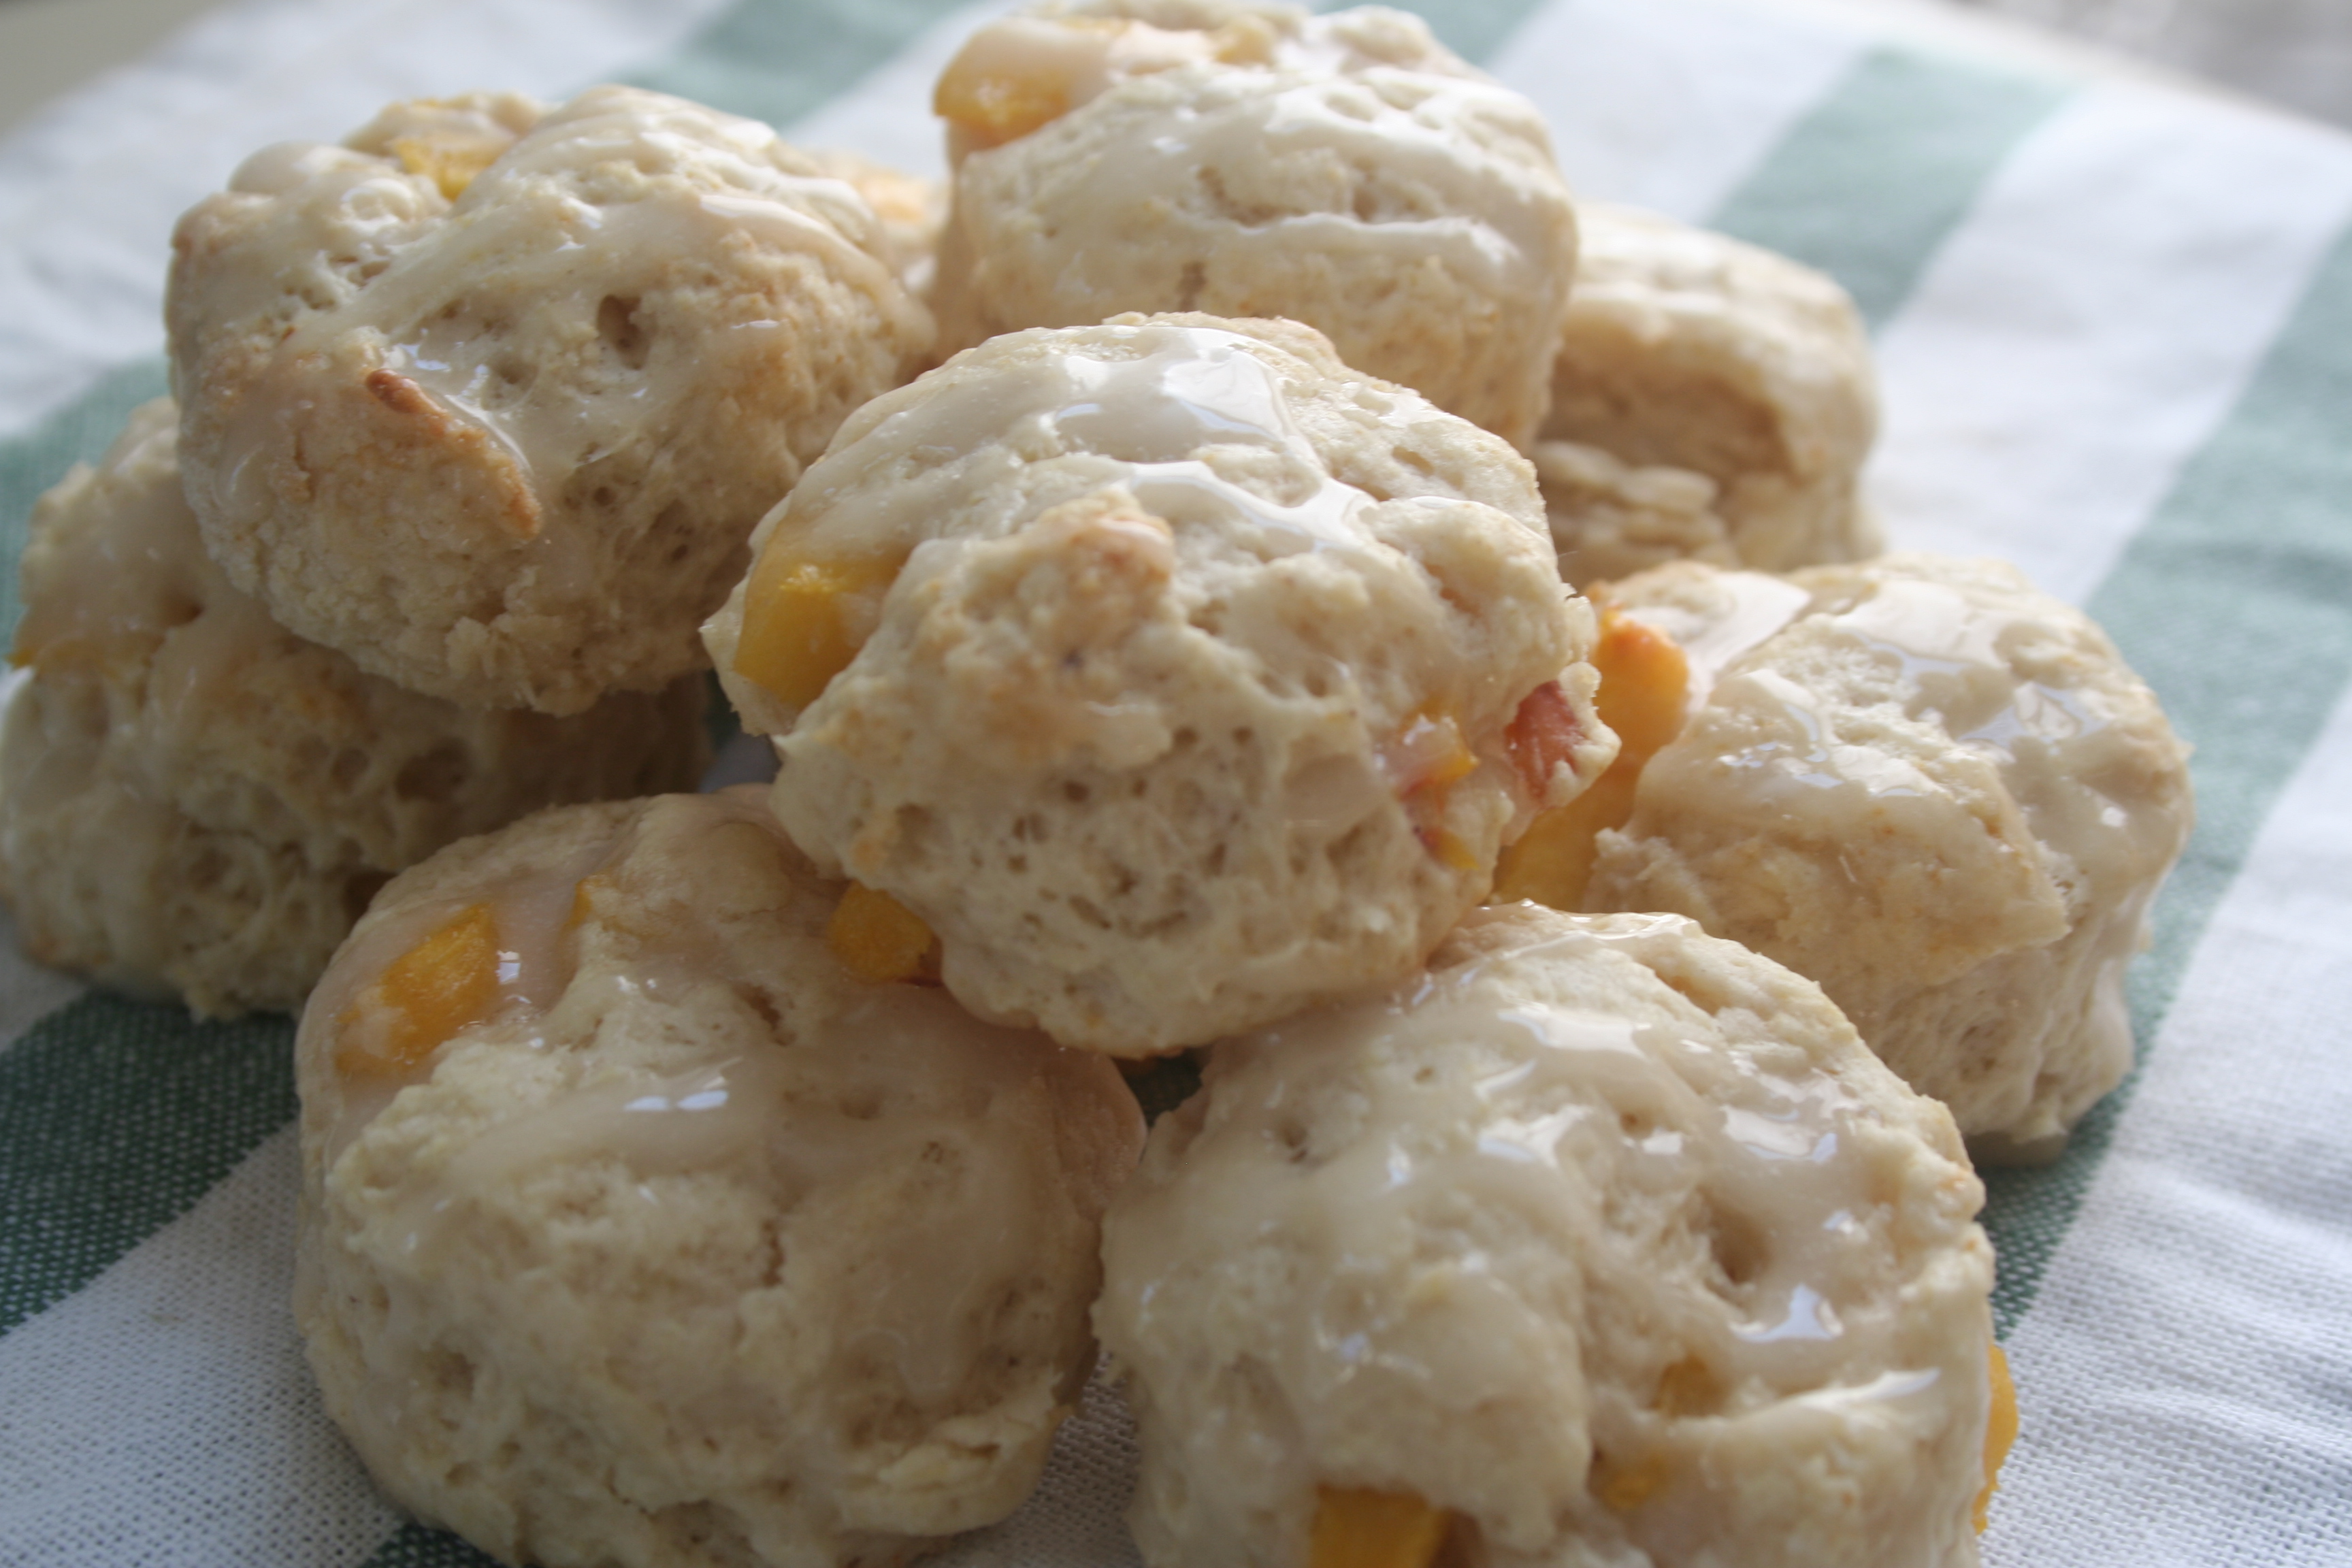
[1098,904,2008,1568]
[0,401,705,1017]
[1534,556,2194,1158]
[296,789,1143,1568]
[928,1,1579,447]
[167,86,934,713]
[705,313,1613,1055]
[1539,204,1880,583]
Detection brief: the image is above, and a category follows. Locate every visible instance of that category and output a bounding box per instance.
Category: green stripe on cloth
[0,357,169,641]
[625,0,977,127]
[0,994,294,1336]
[1707,47,2068,327]
[359,1522,500,1568]
[1981,216,2352,1337]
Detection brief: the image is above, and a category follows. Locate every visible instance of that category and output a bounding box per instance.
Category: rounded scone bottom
[1584,554,2195,1153]
[296,790,1145,1568]
[1097,903,1997,1568]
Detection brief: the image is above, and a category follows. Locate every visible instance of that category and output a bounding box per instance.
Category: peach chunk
[1976,1343,2019,1532]
[334,902,500,1077]
[1309,1487,1452,1568]
[828,881,941,985]
[1380,706,1480,870]
[1504,679,1587,799]
[1494,610,1688,909]
[390,134,503,200]
[934,14,1271,150]
[733,544,900,710]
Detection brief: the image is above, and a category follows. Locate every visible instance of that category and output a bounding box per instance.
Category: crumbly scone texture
[295,790,1145,1568]
[0,402,706,1017]
[706,313,1610,1056]
[1540,203,1879,574]
[1585,555,2195,1154]
[1533,438,1735,589]
[1098,904,1996,1568]
[929,1,1577,448]
[167,85,934,714]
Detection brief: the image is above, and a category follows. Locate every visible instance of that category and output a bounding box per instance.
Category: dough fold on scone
[0,401,705,1018]
[168,86,934,714]
[1097,904,1997,1568]
[1584,555,2194,1156]
[706,313,1613,1056]
[1540,204,1879,581]
[929,1,1578,447]
[296,790,1144,1568]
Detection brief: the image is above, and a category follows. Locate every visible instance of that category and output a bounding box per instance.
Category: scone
[0,401,706,1018]
[1539,204,1879,581]
[1097,904,2007,1568]
[1568,556,2194,1157]
[168,86,934,714]
[704,312,1613,1056]
[295,789,1145,1568]
[928,1,1578,447]
[1532,438,1737,588]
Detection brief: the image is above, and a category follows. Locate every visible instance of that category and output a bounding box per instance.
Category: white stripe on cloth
[1488,0,1872,222]
[1869,84,2352,606]
[0,0,740,438]
[1984,679,2352,1568]
[0,1124,401,1567]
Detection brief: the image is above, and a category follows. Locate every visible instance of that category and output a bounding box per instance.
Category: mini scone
[704,313,1613,1056]
[1539,204,1879,581]
[1097,904,2007,1568]
[928,1,1578,448]
[1532,438,1737,589]
[1563,555,2193,1158]
[295,789,1144,1568]
[0,401,706,1018]
[167,85,934,715]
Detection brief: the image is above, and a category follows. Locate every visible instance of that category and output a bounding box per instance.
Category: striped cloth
[3,0,2349,1562]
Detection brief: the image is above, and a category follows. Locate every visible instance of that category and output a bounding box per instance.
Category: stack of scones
[0,5,2191,1567]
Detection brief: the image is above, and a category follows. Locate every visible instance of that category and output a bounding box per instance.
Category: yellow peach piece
[1495,610,1689,909]
[1309,1486,1452,1568]
[733,547,899,710]
[334,902,500,1077]
[1976,1343,2019,1532]
[1382,708,1480,869]
[389,135,502,200]
[1590,610,1690,759]
[933,16,1120,148]
[1592,1449,1672,1514]
[828,881,941,984]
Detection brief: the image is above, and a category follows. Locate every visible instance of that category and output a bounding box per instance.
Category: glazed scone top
[930,3,1577,446]
[1590,555,2194,1149]
[706,313,1610,1055]
[1541,203,1878,573]
[936,0,1482,165]
[299,790,1143,1567]
[1098,904,1995,1568]
[169,85,933,713]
